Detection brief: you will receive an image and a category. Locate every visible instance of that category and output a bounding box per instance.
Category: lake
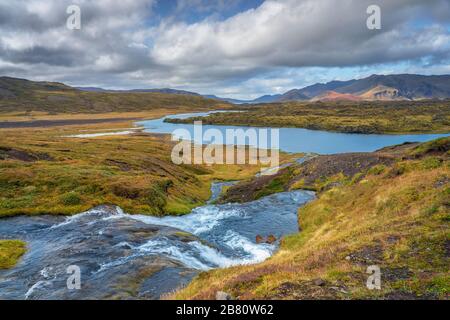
[137,111,449,154]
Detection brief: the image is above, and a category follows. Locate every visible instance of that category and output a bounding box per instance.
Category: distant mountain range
[275,74,450,102]
[78,74,450,103]
[76,87,202,96]
[3,74,450,106]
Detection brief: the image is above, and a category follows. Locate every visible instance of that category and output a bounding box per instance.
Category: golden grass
[173,155,449,300]
[0,240,27,269]
[0,115,296,217]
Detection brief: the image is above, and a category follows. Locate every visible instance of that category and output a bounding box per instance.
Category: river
[0,185,314,299]
[0,111,447,300]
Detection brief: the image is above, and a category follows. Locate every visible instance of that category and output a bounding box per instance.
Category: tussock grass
[0,118,296,217]
[0,240,27,269]
[173,148,449,300]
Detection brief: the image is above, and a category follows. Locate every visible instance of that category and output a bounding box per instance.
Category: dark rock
[434,176,449,188]
[216,291,233,300]
[386,235,400,244]
[0,146,53,162]
[383,267,413,282]
[256,235,264,244]
[346,244,384,265]
[266,235,277,244]
[313,278,326,287]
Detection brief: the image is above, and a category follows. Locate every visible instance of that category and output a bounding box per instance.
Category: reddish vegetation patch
[312,91,362,102]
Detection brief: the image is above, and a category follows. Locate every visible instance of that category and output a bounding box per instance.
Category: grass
[0,115,296,217]
[408,137,450,157]
[166,100,450,134]
[254,168,294,199]
[172,142,449,300]
[0,77,228,114]
[0,240,27,269]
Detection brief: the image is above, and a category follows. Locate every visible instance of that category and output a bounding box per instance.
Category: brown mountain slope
[311,91,362,102]
[358,85,403,101]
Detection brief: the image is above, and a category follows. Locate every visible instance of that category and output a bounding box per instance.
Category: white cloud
[151,0,450,68]
[0,0,449,98]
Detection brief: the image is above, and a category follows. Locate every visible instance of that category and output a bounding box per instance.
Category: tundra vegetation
[0,115,297,217]
[0,79,448,299]
[166,100,450,134]
[0,240,27,269]
[173,138,449,300]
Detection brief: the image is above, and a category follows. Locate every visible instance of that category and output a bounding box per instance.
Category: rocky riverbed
[0,184,314,300]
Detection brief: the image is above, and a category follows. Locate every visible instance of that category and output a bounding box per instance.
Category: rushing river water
[136,111,449,154]
[0,186,314,300]
[1,111,448,300]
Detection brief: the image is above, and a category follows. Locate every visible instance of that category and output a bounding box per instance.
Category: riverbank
[0,187,314,299]
[173,138,449,299]
[0,113,298,217]
[1,108,448,300]
[165,100,450,134]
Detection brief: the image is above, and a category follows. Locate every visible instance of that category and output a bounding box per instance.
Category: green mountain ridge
[0,76,224,114]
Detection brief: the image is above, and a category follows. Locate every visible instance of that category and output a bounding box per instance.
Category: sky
[0,0,449,99]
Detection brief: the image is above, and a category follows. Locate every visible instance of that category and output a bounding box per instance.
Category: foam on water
[94,191,314,272]
[138,239,214,270]
[105,205,245,235]
[0,188,314,299]
[25,280,53,300]
[223,230,274,264]
[137,238,262,270]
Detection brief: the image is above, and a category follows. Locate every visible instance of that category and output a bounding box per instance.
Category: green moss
[368,164,386,176]
[428,275,450,296]
[409,137,450,157]
[0,240,27,269]
[59,192,82,206]
[421,157,443,169]
[254,171,291,199]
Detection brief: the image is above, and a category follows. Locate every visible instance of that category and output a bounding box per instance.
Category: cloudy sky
[0,0,449,99]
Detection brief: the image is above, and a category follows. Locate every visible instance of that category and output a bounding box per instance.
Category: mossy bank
[173,138,449,300]
[0,240,27,269]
